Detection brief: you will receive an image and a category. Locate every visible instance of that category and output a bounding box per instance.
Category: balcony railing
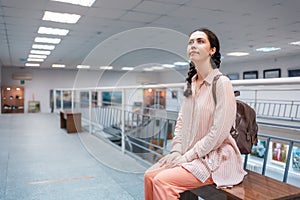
[53,77,300,187]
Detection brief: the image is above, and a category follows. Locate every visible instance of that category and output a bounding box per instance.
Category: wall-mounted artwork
[272,142,288,164]
[171,90,178,99]
[292,147,300,170]
[243,70,258,79]
[92,92,98,106]
[288,69,300,77]
[227,73,239,80]
[80,91,89,107]
[63,90,72,109]
[251,139,266,158]
[263,68,281,78]
[102,91,122,106]
[50,90,54,112]
[56,90,61,109]
[80,91,98,107]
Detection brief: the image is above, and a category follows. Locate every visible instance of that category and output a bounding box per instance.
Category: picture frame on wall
[263,68,281,78]
[227,73,239,80]
[63,90,72,109]
[80,91,98,107]
[171,90,178,99]
[102,91,122,106]
[243,70,258,79]
[288,69,300,77]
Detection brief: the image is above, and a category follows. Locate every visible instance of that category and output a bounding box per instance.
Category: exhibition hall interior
[0,0,300,199]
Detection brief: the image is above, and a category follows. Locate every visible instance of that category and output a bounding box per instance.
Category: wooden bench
[179,170,300,200]
[60,110,82,133]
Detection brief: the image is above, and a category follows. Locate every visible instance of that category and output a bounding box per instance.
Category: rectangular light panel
[38,26,69,36]
[43,11,81,24]
[28,54,47,59]
[52,64,66,68]
[25,63,40,67]
[34,37,61,44]
[30,50,51,55]
[27,58,44,62]
[32,44,56,50]
[51,0,96,7]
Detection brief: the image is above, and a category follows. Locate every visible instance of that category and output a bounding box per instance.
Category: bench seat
[180,170,300,200]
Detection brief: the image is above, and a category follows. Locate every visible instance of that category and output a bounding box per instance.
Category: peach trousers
[144,165,213,200]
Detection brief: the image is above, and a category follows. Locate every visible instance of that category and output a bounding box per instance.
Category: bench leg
[179,185,228,200]
[179,190,198,200]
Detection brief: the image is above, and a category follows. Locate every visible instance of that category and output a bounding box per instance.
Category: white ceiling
[0,0,299,71]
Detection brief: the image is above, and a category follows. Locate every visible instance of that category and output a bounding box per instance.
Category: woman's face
[187,31,214,63]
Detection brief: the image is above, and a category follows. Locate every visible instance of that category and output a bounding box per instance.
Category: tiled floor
[0,113,147,200]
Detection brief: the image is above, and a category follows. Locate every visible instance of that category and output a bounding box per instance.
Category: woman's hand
[158,152,181,167]
[166,155,187,168]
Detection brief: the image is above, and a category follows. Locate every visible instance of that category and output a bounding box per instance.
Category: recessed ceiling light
[77,65,90,69]
[162,64,175,68]
[28,54,47,59]
[30,50,51,55]
[143,68,154,71]
[99,66,113,70]
[38,26,69,36]
[34,37,61,44]
[43,11,81,24]
[174,61,189,66]
[51,0,96,7]
[289,41,300,46]
[122,67,134,71]
[255,47,281,52]
[27,58,44,62]
[25,63,40,67]
[226,52,250,56]
[52,64,66,68]
[152,66,164,70]
[32,44,55,50]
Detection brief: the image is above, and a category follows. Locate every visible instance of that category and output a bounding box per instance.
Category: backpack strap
[212,74,240,104]
[212,74,224,105]
[212,74,236,134]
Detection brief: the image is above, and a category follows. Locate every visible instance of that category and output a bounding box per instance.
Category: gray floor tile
[0,113,146,200]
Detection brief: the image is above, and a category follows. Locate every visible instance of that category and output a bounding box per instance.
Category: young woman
[144,28,247,200]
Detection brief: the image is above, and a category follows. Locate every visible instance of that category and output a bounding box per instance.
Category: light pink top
[171,69,247,187]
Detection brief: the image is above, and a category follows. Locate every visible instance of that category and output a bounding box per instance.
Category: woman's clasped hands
[158,151,187,168]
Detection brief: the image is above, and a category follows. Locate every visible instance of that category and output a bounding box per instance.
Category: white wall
[222,54,300,79]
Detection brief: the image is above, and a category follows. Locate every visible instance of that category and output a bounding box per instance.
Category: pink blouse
[171,69,247,187]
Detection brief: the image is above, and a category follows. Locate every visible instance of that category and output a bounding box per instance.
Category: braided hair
[184,28,221,97]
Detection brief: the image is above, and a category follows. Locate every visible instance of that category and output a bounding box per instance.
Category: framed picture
[251,139,266,158]
[55,90,61,109]
[80,91,89,107]
[102,91,122,106]
[272,142,288,164]
[243,71,258,79]
[288,69,300,77]
[292,147,300,170]
[171,90,178,99]
[263,68,281,78]
[227,73,239,80]
[80,91,98,107]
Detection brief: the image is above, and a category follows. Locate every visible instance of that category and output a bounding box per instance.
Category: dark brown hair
[184,28,221,97]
